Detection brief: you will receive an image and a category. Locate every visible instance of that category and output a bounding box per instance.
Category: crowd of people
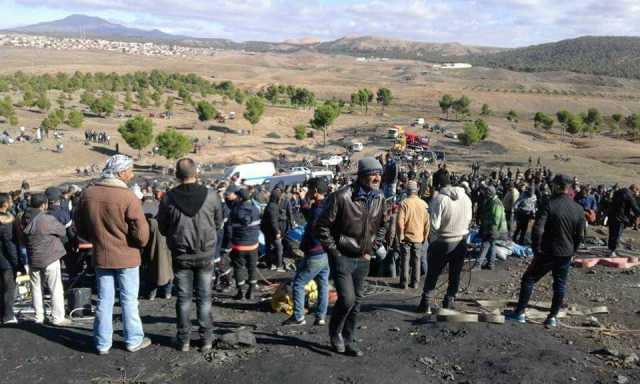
[1,151,639,358]
[84,130,110,145]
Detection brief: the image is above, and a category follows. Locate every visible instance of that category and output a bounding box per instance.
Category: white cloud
[8,0,640,46]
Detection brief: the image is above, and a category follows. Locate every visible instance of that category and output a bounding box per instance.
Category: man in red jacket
[76,155,150,355]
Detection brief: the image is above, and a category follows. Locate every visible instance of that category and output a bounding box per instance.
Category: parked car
[350,142,364,152]
[319,155,343,167]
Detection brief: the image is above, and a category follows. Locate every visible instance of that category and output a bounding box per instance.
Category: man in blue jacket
[283,178,330,326]
[229,188,261,300]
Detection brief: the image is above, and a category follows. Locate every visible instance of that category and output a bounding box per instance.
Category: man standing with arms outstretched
[316,157,387,357]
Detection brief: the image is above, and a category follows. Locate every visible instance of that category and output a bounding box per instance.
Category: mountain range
[5,15,640,79]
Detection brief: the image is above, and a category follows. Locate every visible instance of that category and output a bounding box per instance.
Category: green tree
[534,112,554,131]
[243,96,265,135]
[22,89,35,107]
[611,113,623,137]
[459,122,482,146]
[151,89,163,108]
[625,113,640,140]
[123,89,133,111]
[556,110,570,136]
[90,94,115,116]
[0,96,18,126]
[506,109,519,122]
[165,96,174,112]
[155,129,193,159]
[480,103,491,116]
[137,89,149,108]
[80,91,95,106]
[178,87,191,105]
[475,119,489,139]
[310,100,341,146]
[196,100,217,122]
[233,90,246,105]
[35,91,51,112]
[452,95,471,120]
[566,114,584,135]
[56,94,66,109]
[439,94,453,119]
[376,88,393,112]
[66,110,84,129]
[583,108,602,137]
[293,124,306,140]
[118,116,154,158]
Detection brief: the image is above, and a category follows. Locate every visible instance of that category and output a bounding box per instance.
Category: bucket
[68,288,92,317]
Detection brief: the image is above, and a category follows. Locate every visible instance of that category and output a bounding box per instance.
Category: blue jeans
[477,240,497,266]
[94,267,145,351]
[515,254,572,317]
[174,265,214,344]
[292,254,330,321]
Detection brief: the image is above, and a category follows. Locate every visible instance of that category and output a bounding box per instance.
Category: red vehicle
[406,133,430,149]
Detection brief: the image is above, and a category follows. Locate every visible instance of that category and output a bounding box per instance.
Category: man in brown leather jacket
[316,157,387,357]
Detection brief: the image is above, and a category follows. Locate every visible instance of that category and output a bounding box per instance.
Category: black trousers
[329,254,370,345]
[515,254,572,317]
[0,269,16,323]
[231,249,258,286]
[513,212,531,244]
[608,220,625,252]
[421,239,467,300]
[174,265,213,344]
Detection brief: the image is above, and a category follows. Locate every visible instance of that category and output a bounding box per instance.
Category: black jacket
[158,184,224,268]
[230,200,261,247]
[0,212,18,270]
[608,188,640,226]
[532,194,585,258]
[261,193,282,238]
[316,184,387,259]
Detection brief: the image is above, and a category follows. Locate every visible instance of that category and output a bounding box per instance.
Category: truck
[223,162,276,186]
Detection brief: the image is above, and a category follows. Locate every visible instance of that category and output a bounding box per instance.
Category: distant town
[0,33,222,57]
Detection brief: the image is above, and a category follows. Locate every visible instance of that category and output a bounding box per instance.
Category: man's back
[76,182,149,269]
[431,186,472,240]
[398,195,429,243]
[609,188,640,224]
[533,194,585,258]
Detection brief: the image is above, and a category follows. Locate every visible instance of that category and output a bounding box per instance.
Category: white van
[223,162,276,186]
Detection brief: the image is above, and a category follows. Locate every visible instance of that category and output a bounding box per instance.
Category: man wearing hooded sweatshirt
[316,157,387,357]
[476,185,508,270]
[158,158,223,352]
[21,193,70,326]
[417,176,472,313]
[229,188,261,301]
[261,184,284,271]
[75,155,150,355]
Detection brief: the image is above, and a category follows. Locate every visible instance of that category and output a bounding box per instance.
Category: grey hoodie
[22,209,66,269]
[430,186,473,242]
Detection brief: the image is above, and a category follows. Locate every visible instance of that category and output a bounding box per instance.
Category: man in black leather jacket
[316,157,387,357]
[158,158,223,352]
[608,184,640,257]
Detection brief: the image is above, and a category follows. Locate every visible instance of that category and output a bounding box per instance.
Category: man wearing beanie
[507,174,585,327]
[229,188,261,301]
[397,180,430,289]
[417,174,472,313]
[316,157,387,357]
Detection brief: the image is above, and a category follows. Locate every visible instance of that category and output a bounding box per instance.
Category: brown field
[1,46,640,190]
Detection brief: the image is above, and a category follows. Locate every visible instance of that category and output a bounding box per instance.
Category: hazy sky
[2,0,640,47]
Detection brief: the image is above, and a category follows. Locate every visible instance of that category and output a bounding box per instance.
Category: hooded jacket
[158,183,224,268]
[430,186,472,242]
[0,212,18,270]
[480,195,508,240]
[21,208,66,269]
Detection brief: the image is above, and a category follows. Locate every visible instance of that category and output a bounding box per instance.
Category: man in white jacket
[417,176,472,314]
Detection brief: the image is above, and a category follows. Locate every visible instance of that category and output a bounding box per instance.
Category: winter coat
[397,195,430,244]
[532,194,585,258]
[0,212,18,270]
[480,196,508,240]
[142,217,173,286]
[430,186,473,242]
[157,183,223,268]
[21,209,66,269]
[300,199,325,257]
[261,193,282,239]
[316,184,387,259]
[230,200,261,250]
[608,188,640,226]
[75,178,150,269]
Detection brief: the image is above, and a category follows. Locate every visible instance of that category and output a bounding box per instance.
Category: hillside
[466,36,640,79]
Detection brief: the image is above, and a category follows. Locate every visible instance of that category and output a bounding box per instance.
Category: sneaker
[177,342,190,352]
[505,311,526,324]
[164,293,172,300]
[609,251,618,257]
[3,317,17,325]
[270,265,277,271]
[345,345,364,357]
[314,318,326,326]
[282,316,306,326]
[127,337,152,353]
[201,340,213,353]
[97,349,110,356]
[276,268,286,273]
[51,318,73,327]
[442,296,456,310]
[544,317,557,328]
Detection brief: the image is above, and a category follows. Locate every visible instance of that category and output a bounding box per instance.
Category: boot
[416,296,432,314]
[442,296,456,310]
[234,285,245,300]
[245,284,256,300]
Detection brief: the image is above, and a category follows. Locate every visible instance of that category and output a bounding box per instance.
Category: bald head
[176,158,197,183]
